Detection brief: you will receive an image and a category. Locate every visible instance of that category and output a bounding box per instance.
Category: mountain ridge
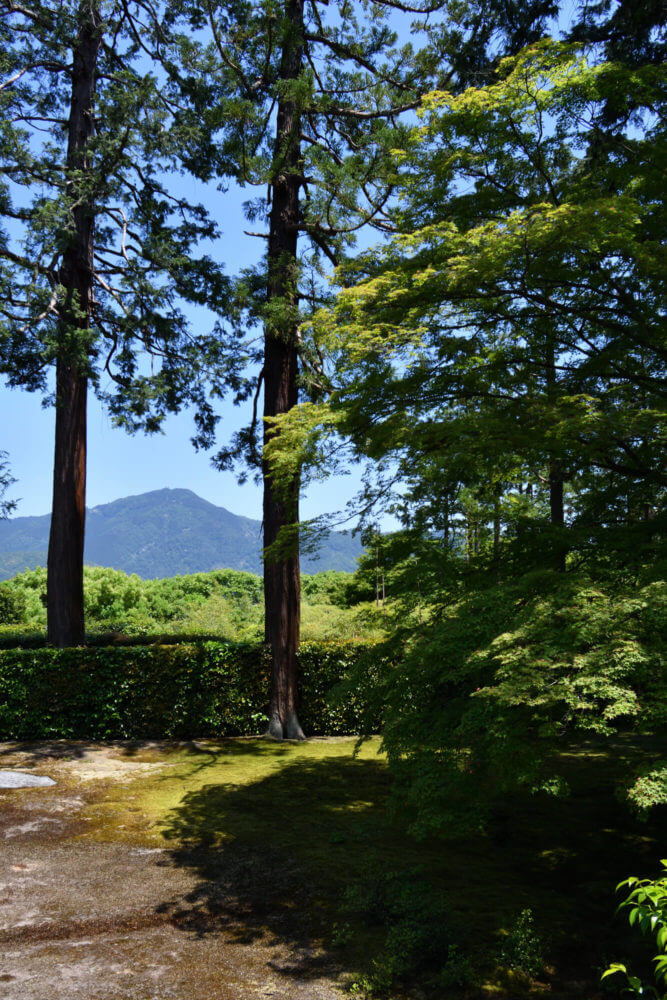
[0,488,361,580]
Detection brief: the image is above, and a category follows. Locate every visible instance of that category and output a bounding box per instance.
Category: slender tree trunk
[549,460,566,572]
[263,0,305,740]
[549,463,564,528]
[493,483,501,570]
[47,5,100,647]
[47,362,88,646]
[545,332,566,572]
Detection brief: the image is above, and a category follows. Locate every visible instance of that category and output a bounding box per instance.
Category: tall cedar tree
[165,0,556,739]
[0,1,225,646]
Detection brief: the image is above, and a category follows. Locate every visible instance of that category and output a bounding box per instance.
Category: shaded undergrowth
[83,736,666,998]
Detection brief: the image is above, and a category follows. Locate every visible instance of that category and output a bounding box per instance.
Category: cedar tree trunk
[263,0,305,740]
[47,5,100,647]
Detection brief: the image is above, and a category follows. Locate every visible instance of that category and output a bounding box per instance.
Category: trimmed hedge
[0,628,235,649]
[0,639,381,740]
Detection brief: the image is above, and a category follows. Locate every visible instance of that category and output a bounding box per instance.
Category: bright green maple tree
[267,33,666,818]
[320,39,665,552]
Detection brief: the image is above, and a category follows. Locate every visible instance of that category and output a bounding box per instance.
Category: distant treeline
[0,566,382,643]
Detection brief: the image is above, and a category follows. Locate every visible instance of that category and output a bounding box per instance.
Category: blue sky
[3,1,569,526]
[2,175,367,524]
[2,380,365,522]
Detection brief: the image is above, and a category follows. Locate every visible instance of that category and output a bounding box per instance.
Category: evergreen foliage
[0,637,381,739]
[157,0,559,738]
[0,1,665,991]
[0,0,224,422]
[0,0,227,643]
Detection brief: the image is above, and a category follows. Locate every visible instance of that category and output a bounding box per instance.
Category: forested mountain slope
[0,489,360,579]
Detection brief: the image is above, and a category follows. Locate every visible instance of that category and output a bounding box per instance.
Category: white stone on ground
[0,771,55,788]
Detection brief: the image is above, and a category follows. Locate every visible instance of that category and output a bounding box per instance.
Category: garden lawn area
[76,733,666,997]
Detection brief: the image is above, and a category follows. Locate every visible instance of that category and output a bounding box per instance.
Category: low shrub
[0,639,382,740]
[498,907,546,978]
[343,866,460,993]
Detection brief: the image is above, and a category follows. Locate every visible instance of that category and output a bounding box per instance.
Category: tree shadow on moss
[0,739,106,761]
[155,754,395,982]
[152,739,667,998]
[0,736,293,766]
[0,738,202,764]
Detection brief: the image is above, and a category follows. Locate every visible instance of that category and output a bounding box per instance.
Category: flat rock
[0,771,55,789]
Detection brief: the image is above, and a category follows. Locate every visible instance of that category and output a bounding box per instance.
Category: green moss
[81,738,387,852]
[75,735,666,998]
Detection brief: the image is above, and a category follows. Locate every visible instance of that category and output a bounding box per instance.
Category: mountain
[0,488,362,580]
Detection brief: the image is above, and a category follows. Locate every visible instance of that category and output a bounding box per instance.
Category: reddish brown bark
[263,0,305,739]
[47,360,88,646]
[47,5,100,647]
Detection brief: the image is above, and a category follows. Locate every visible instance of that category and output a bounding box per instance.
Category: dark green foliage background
[0,639,380,740]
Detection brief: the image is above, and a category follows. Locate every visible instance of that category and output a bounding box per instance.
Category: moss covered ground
[60,733,665,998]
